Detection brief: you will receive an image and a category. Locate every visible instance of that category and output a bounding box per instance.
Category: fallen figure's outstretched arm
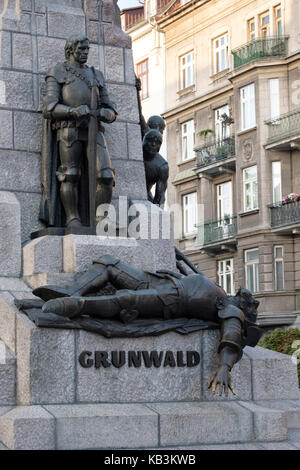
[208,301,244,397]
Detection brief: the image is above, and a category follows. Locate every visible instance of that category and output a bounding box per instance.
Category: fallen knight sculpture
[31,255,262,397]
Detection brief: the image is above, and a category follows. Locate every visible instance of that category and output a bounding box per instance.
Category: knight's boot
[60,181,82,227]
[33,264,109,301]
[43,297,85,319]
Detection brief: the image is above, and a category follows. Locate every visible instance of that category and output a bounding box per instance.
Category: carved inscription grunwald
[79,350,201,369]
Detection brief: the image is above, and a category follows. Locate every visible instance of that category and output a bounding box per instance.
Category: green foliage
[197,129,214,141]
[258,328,300,384]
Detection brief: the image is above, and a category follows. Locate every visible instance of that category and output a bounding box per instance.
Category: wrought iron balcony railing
[265,108,300,145]
[198,215,238,245]
[232,36,289,69]
[270,201,300,229]
[195,136,235,168]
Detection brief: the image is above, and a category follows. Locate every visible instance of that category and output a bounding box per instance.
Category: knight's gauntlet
[217,303,245,367]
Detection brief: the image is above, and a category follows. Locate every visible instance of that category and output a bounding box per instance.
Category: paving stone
[84,0,99,20]
[254,399,300,429]
[124,48,136,86]
[0,70,34,110]
[239,401,288,442]
[158,443,263,450]
[0,278,31,292]
[44,403,158,450]
[0,111,13,149]
[14,191,43,243]
[0,31,12,69]
[87,20,100,44]
[62,235,174,273]
[112,159,147,200]
[0,342,15,406]
[16,313,75,405]
[0,5,30,32]
[148,401,253,446]
[47,4,86,39]
[76,331,202,403]
[244,346,300,400]
[106,84,139,123]
[13,112,42,153]
[0,150,41,193]
[259,441,297,450]
[12,33,32,71]
[37,37,66,73]
[23,272,76,290]
[289,429,300,448]
[0,292,17,354]
[127,123,143,161]
[0,192,21,277]
[86,43,101,70]
[104,46,124,83]
[129,200,174,243]
[103,22,131,49]
[0,406,55,450]
[36,13,47,36]
[103,120,128,160]
[23,236,63,276]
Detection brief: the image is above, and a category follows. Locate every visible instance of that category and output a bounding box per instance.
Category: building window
[260,11,270,37]
[274,246,284,290]
[213,34,229,74]
[136,59,149,100]
[218,259,234,295]
[274,5,283,36]
[269,79,280,119]
[183,192,197,236]
[180,51,194,90]
[241,83,256,130]
[245,249,259,293]
[181,120,195,161]
[272,161,282,203]
[243,165,258,212]
[217,181,232,221]
[248,18,256,41]
[215,105,230,140]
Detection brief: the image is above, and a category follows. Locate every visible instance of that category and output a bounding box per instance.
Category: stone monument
[0,0,299,450]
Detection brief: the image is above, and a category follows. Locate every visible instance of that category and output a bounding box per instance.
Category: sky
[118,0,142,10]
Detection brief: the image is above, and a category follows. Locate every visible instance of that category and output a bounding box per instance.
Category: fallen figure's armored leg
[33,254,156,301]
[42,288,167,323]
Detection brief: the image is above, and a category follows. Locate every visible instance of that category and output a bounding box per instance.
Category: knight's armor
[42,62,117,226]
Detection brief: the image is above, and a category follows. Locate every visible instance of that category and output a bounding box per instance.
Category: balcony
[269,201,300,234]
[194,136,236,177]
[265,108,300,151]
[232,36,289,69]
[198,215,238,254]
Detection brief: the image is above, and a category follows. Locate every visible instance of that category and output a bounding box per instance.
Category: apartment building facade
[122,0,300,324]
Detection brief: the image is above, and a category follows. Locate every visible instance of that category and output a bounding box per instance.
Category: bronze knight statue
[31,255,262,397]
[39,35,117,233]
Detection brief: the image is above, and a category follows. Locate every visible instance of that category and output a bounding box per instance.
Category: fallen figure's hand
[208,365,236,397]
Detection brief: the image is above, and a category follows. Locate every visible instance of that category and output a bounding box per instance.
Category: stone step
[0,400,291,450]
[254,399,300,429]
[288,429,300,449]
[0,342,16,406]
